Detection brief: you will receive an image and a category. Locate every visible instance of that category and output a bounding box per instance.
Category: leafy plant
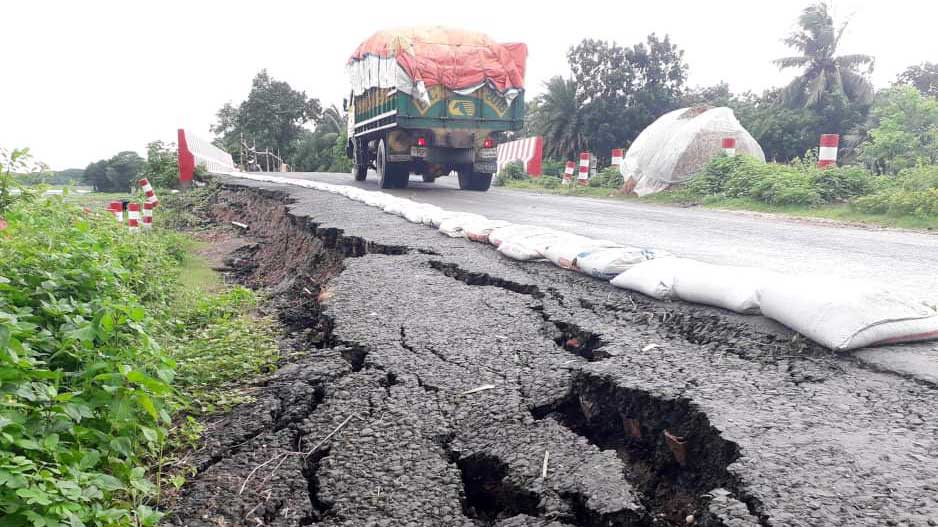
[142,141,180,189]
[589,166,625,189]
[0,197,178,525]
[494,161,527,186]
[1,147,36,215]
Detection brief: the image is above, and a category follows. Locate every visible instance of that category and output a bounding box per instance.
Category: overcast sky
[3,0,936,169]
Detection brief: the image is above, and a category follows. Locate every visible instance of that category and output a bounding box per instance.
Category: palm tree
[317,104,346,135]
[775,2,874,108]
[538,77,588,160]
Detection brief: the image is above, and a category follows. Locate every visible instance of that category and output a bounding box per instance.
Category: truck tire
[351,139,367,181]
[377,139,409,189]
[457,167,493,191]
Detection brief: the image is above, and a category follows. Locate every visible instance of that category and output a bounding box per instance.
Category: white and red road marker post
[127,203,141,232]
[109,201,124,222]
[563,161,575,185]
[138,178,159,207]
[722,137,737,157]
[611,148,624,167]
[142,202,154,229]
[817,134,839,169]
[577,152,591,186]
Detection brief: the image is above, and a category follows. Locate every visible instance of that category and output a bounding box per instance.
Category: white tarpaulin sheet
[622,106,765,196]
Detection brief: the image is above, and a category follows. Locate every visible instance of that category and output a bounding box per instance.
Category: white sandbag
[438,213,488,238]
[403,203,442,224]
[574,247,673,280]
[382,198,411,217]
[610,258,695,300]
[497,241,544,261]
[464,219,513,243]
[672,262,774,314]
[363,192,391,207]
[758,277,938,350]
[503,230,582,258]
[488,224,553,247]
[428,209,465,228]
[542,238,624,270]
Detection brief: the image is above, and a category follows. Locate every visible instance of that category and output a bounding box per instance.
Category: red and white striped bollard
[109,201,123,222]
[611,148,624,167]
[721,137,737,157]
[563,161,575,185]
[138,178,159,207]
[127,203,141,232]
[143,202,154,229]
[817,134,839,169]
[577,152,590,186]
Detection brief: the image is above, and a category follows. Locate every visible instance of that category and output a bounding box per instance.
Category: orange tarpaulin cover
[349,27,527,93]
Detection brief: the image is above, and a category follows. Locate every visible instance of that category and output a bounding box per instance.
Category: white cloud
[1,0,934,169]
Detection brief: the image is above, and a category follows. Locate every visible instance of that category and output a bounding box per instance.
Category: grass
[503,179,938,231]
[644,193,938,230]
[177,239,225,293]
[501,179,630,199]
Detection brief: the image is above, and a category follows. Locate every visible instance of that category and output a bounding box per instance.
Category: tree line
[527,2,938,172]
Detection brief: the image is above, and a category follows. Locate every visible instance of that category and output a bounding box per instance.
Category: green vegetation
[493,161,527,186]
[82,151,146,193]
[0,190,279,524]
[859,86,938,174]
[1,147,36,215]
[212,69,324,170]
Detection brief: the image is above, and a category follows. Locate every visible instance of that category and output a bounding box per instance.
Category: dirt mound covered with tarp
[348,26,527,104]
[621,106,765,196]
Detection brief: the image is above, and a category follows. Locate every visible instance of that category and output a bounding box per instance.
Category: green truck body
[346,84,525,190]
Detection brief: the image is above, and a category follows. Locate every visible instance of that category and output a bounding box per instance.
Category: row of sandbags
[230,174,938,351]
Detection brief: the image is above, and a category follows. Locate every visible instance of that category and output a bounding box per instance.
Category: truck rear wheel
[377,139,409,189]
[457,167,493,191]
[351,139,367,181]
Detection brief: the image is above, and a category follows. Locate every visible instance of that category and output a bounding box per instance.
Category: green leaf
[139,425,158,444]
[91,473,125,491]
[42,433,59,451]
[136,394,158,420]
[16,486,52,505]
[108,436,132,457]
[79,449,101,470]
[129,306,146,321]
[99,312,114,335]
[14,438,40,450]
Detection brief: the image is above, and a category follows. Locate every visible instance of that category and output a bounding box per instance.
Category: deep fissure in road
[531,372,767,527]
[168,185,769,527]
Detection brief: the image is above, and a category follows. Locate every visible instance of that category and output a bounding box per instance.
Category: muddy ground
[165,179,938,527]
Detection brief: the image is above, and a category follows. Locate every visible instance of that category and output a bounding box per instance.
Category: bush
[540,158,565,178]
[894,165,938,191]
[0,198,180,525]
[589,166,625,189]
[811,166,876,202]
[538,175,562,189]
[494,161,526,186]
[853,188,938,217]
[142,141,180,189]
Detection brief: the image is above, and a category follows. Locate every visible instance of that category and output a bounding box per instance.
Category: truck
[345,27,527,191]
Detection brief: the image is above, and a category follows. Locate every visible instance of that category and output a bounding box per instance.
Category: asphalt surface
[167,179,938,527]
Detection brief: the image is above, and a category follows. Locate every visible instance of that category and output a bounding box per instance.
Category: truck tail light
[417,136,427,147]
[483,137,495,148]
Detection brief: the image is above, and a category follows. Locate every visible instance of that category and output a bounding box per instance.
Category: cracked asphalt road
[167,178,938,527]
